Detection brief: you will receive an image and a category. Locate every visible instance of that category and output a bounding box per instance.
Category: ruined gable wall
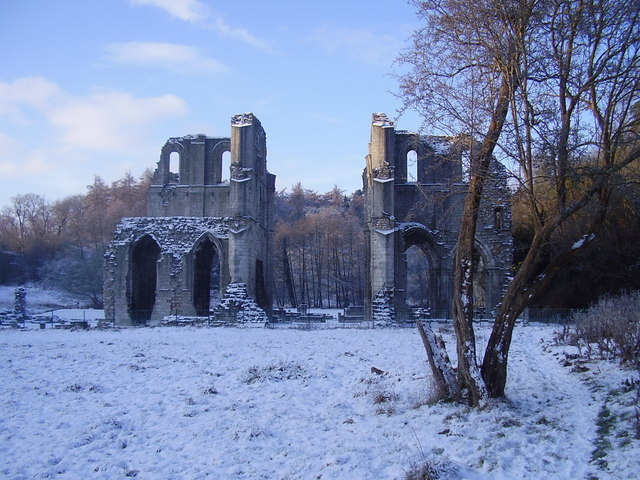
[104,113,275,325]
[364,113,513,321]
[147,135,233,218]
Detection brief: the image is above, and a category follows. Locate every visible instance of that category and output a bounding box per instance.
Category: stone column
[365,113,397,321]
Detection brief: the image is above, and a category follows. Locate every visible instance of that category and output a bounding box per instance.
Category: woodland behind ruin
[1,164,639,311]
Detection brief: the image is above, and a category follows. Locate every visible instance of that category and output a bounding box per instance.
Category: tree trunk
[451,197,488,405]
[282,239,297,307]
[451,75,512,405]
[417,321,458,401]
[480,218,551,396]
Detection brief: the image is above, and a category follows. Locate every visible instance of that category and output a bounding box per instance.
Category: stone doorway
[193,237,221,316]
[129,235,161,324]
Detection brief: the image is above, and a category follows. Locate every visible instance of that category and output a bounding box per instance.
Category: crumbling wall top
[372,112,394,128]
[231,112,258,128]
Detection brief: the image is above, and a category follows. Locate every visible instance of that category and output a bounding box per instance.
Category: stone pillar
[228,113,257,291]
[365,113,397,321]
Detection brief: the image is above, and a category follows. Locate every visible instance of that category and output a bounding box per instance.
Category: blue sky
[0,0,422,208]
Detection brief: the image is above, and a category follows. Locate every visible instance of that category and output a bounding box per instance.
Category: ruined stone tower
[364,113,512,322]
[104,113,276,325]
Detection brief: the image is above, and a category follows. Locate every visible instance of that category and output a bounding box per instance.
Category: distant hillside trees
[272,184,366,309]
[0,176,367,309]
[0,171,152,306]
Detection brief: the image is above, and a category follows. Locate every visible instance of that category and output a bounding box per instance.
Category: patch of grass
[373,390,397,404]
[404,457,459,480]
[243,361,308,384]
[592,405,615,469]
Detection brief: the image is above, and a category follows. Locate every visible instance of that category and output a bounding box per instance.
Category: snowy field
[1,324,638,479]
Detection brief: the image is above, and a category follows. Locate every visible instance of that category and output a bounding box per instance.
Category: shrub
[570,291,640,363]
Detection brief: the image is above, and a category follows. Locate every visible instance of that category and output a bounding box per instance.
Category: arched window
[169,151,180,183]
[221,150,231,183]
[461,149,471,183]
[407,150,418,183]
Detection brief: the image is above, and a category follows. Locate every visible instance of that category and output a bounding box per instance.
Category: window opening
[169,151,180,183]
[407,150,418,183]
[221,150,231,183]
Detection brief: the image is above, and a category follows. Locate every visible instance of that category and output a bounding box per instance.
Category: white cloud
[0,77,189,205]
[309,26,403,67]
[0,77,61,119]
[0,77,187,152]
[103,42,230,75]
[129,0,207,23]
[129,0,276,54]
[211,18,277,54]
[48,91,186,150]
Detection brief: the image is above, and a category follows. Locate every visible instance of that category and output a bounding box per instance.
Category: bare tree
[398,0,640,404]
[273,187,365,309]
[399,0,536,404]
[482,0,640,397]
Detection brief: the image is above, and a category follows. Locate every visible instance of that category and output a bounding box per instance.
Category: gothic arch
[191,233,224,316]
[402,225,438,264]
[449,239,496,315]
[399,225,440,312]
[128,234,161,324]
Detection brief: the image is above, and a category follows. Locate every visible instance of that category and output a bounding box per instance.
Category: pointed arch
[129,234,161,324]
[192,233,223,316]
[451,239,496,316]
[400,225,440,314]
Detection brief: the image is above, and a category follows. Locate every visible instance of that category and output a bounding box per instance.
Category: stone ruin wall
[364,113,513,323]
[104,111,513,326]
[103,113,275,326]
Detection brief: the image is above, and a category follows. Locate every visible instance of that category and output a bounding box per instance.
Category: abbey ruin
[103,112,512,325]
[364,113,512,323]
[104,113,275,325]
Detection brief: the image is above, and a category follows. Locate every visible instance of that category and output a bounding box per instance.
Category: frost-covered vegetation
[563,291,640,364]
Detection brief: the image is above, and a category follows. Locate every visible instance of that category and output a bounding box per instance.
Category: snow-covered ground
[1,323,638,479]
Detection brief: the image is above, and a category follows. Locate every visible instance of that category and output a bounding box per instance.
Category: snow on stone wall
[217,282,268,325]
[372,287,395,326]
[108,217,231,260]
